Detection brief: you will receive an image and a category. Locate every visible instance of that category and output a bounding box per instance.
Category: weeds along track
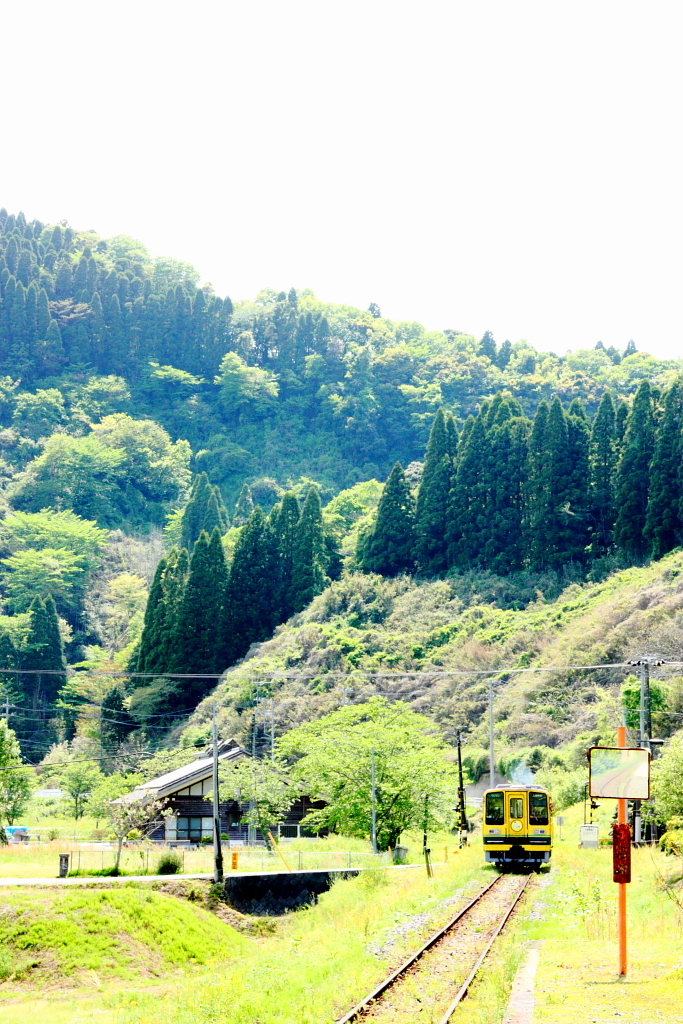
[337,872,532,1024]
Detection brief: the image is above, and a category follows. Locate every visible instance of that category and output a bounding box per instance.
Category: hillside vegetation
[1,205,683,787]
[180,552,683,778]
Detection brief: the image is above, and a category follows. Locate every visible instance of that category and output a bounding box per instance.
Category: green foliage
[620,674,669,730]
[157,850,182,874]
[652,730,683,823]
[0,547,84,613]
[1,509,108,571]
[62,760,103,819]
[0,721,33,824]
[216,352,279,414]
[12,388,66,439]
[216,757,298,838]
[279,697,457,850]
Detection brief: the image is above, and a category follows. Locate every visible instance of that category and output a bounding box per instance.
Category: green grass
[0,838,488,1022]
[444,803,683,1024]
[0,886,248,988]
[4,813,679,1024]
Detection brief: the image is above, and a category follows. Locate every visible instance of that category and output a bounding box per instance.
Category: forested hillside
[1,205,683,767]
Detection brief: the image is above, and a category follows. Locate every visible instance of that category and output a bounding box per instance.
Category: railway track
[336,872,532,1024]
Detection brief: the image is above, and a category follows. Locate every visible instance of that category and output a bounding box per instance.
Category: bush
[157,851,182,875]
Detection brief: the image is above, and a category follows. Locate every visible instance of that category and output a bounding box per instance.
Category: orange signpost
[587,729,651,978]
[616,724,628,976]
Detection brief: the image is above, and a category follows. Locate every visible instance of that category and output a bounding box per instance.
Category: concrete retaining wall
[223,868,359,916]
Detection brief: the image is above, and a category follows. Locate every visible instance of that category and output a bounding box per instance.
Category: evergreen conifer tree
[525,400,549,566]
[101,684,135,746]
[272,491,300,621]
[361,462,415,576]
[21,595,66,708]
[289,487,326,612]
[449,413,488,567]
[157,548,189,669]
[225,507,277,661]
[484,415,531,572]
[644,378,683,558]
[179,473,227,550]
[614,381,655,559]
[414,409,455,573]
[233,483,255,526]
[615,400,629,446]
[565,401,591,561]
[589,392,617,555]
[173,528,230,684]
[136,555,167,673]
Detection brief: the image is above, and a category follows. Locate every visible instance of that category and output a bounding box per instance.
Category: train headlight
[510,821,522,832]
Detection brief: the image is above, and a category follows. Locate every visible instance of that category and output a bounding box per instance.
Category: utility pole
[4,696,8,724]
[488,679,495,789]
[370,748,377,854]
[630,655,664,845]
[248,711,257,846]
[270,697,275,759]
[423,793,433,877]
[212,704,224,883]
[456,732,468,847]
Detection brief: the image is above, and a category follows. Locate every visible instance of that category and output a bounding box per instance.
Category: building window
[177,816,213,841]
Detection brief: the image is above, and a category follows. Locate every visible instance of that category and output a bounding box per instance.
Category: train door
[507,792,527,837]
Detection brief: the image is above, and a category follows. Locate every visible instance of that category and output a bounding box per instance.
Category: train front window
[509,797,524,819]
[485,792,504,825]
[529,792,549,825]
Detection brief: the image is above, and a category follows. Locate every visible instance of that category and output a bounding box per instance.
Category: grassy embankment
[1,811,681,1024]
[0,830,487,1023]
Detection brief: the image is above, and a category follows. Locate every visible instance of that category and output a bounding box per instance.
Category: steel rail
[335,875,502,1024]
[437,873,533,1023]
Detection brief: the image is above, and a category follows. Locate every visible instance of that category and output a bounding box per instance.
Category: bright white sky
[2,1,681,358]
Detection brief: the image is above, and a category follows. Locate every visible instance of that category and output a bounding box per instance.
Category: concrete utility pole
[370,748,377,854]
[248,711,257,846]
[629,655,665,846]
[456,732,468,846]
[212,704,223,883]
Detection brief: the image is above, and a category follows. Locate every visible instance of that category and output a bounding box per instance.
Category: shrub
[157,851,182,875]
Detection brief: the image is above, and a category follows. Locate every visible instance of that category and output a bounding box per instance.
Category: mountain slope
[179,553,683,768]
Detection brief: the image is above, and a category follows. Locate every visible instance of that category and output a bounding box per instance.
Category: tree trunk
[115,835,124,871]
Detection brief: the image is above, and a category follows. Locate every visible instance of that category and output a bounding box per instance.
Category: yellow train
[483,784,552,870]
